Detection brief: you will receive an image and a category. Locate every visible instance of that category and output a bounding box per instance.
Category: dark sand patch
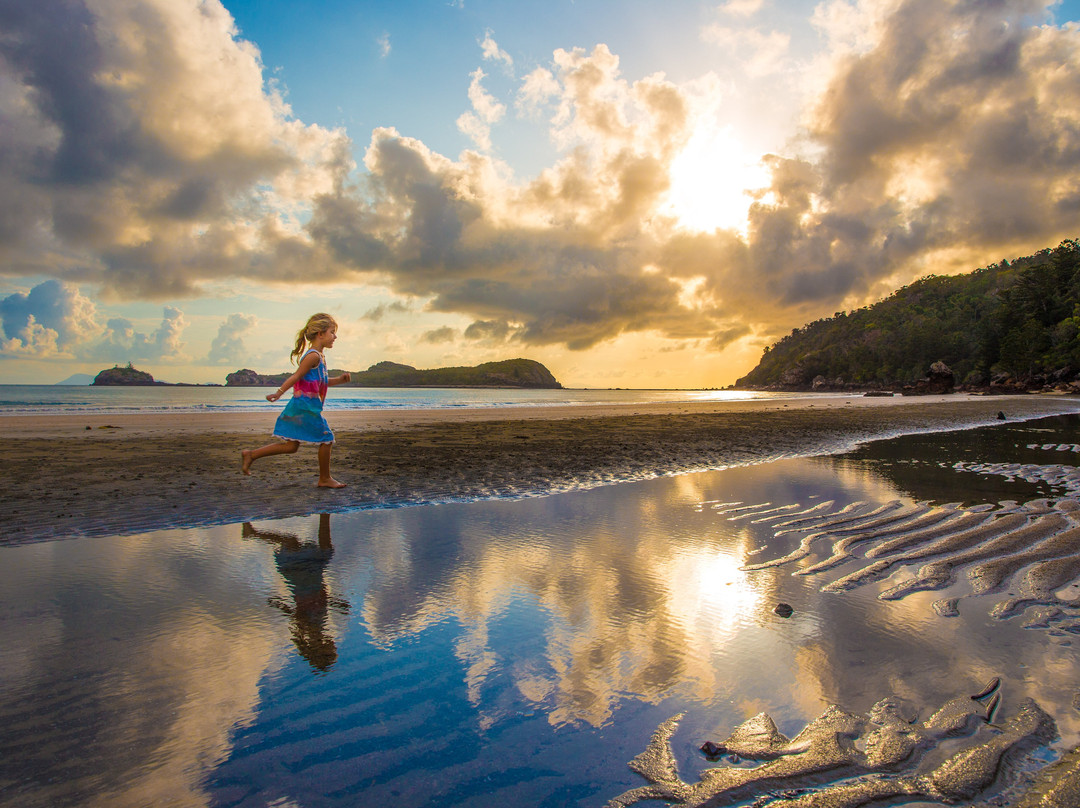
[2,395,1078,545]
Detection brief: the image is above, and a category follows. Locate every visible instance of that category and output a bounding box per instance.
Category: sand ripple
[607,678,1072,807]
[734,460,1080,630]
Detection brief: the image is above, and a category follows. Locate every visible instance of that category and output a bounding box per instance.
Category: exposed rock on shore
[901,361,957,395]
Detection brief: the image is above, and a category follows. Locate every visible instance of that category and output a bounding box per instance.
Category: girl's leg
[241,440,300,474]
[317,443,346,488]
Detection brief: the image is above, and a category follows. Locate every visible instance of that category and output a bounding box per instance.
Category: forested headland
[736,240,1080,393]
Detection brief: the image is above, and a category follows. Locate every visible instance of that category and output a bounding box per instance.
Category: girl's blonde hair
[291,312,338,364]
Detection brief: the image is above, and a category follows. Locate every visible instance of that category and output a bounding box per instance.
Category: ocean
[0,384,842,416]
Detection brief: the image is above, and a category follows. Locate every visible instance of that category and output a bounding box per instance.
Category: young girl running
[242,313,352,488]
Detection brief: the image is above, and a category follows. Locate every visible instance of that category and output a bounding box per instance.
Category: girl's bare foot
[241,449,253,475]
[317,478,346,489]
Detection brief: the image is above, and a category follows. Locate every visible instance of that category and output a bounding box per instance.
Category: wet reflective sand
[2,416,1080,807]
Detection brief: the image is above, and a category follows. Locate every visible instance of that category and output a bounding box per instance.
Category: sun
[663,125,770,234]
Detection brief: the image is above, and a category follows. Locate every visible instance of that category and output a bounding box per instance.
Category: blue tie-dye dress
[273,349,335,445]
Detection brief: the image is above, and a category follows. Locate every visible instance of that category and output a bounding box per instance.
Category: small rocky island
[92,363,163,386]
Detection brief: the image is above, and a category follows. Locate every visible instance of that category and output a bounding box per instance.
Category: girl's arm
[265,352,321,402]
[327,371,352,387]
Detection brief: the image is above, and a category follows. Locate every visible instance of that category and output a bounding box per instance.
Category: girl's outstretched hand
[341,372,351,383]
[266,391,282,402]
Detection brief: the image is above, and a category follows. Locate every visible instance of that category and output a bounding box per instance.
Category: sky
[2,0,1080,386]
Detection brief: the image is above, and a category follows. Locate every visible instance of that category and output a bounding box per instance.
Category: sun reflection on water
[666,546,764,639]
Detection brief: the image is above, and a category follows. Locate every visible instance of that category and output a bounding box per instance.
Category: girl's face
[315,327,337,349]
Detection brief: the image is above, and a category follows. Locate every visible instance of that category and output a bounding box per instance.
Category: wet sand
[3,393,1078,545]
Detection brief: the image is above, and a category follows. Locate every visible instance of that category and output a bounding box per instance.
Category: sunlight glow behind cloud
[665,126,772,234]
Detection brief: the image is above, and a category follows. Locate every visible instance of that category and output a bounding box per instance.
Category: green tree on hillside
[737,240,1080,389]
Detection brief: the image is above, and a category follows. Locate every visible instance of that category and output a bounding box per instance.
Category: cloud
[0,279,190,361]
[4,0,1080,365]
[312,46,709,348]
[0,0,351,297]
[457,68,506,151]
[810,0,892,56]
[99,307,188,362]
[362,301,412,322]
[377,32,391,58]
[464,319,518,343]
[206,313,257,365]
[717,0,765,18]
[421,326,458,344]
[700,25,791,77]
[480,31,513,70]
[0,280,99,349]
[516,67,561,116]
[781,0,1080,292]
[0,317,60,357]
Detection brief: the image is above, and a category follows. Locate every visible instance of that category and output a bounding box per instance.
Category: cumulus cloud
[0,280,191,361]
[788,0,1080,292]
[464,319,519,343]
[3,0,1080,363]
[362,301,412,321]
[457,68,506,151]
[0,280,99,350]
[99,307,187,362]
[718,0,765,17]
[309,5,1080,352]
[480,31,513,69]
[516,67,561,116]
[810,0,892,55]
[206,313,257,365]
[309,43,706,350]
[0,0,351,297]
[0,317,60,357]
[700,25,791,77]
[421,326,458,344]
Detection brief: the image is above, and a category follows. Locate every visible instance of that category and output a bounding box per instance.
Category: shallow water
[3,417,1080,807]
[0,384,832,416]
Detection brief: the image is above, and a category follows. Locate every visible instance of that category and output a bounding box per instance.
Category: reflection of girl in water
[242,513,349,672]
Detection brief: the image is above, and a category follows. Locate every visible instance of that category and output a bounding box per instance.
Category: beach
[6,393,1080,807]
[4,392,1079,545]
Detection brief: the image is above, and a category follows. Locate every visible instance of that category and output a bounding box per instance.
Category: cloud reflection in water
[5,420,1080,806]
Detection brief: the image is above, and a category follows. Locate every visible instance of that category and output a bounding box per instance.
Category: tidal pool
[2,416,1080,807]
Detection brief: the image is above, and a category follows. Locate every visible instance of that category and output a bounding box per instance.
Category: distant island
[226,358,561,389]
[91,363,218,387]
[736,239,1080,395]
[55,373,95,386]
[92,358,562,389]
[92,364,164,386]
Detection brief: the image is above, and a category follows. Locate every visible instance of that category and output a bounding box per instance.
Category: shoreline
[4,394,1079,546]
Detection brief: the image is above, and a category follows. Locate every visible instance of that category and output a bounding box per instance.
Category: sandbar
[3,393,1078,545]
